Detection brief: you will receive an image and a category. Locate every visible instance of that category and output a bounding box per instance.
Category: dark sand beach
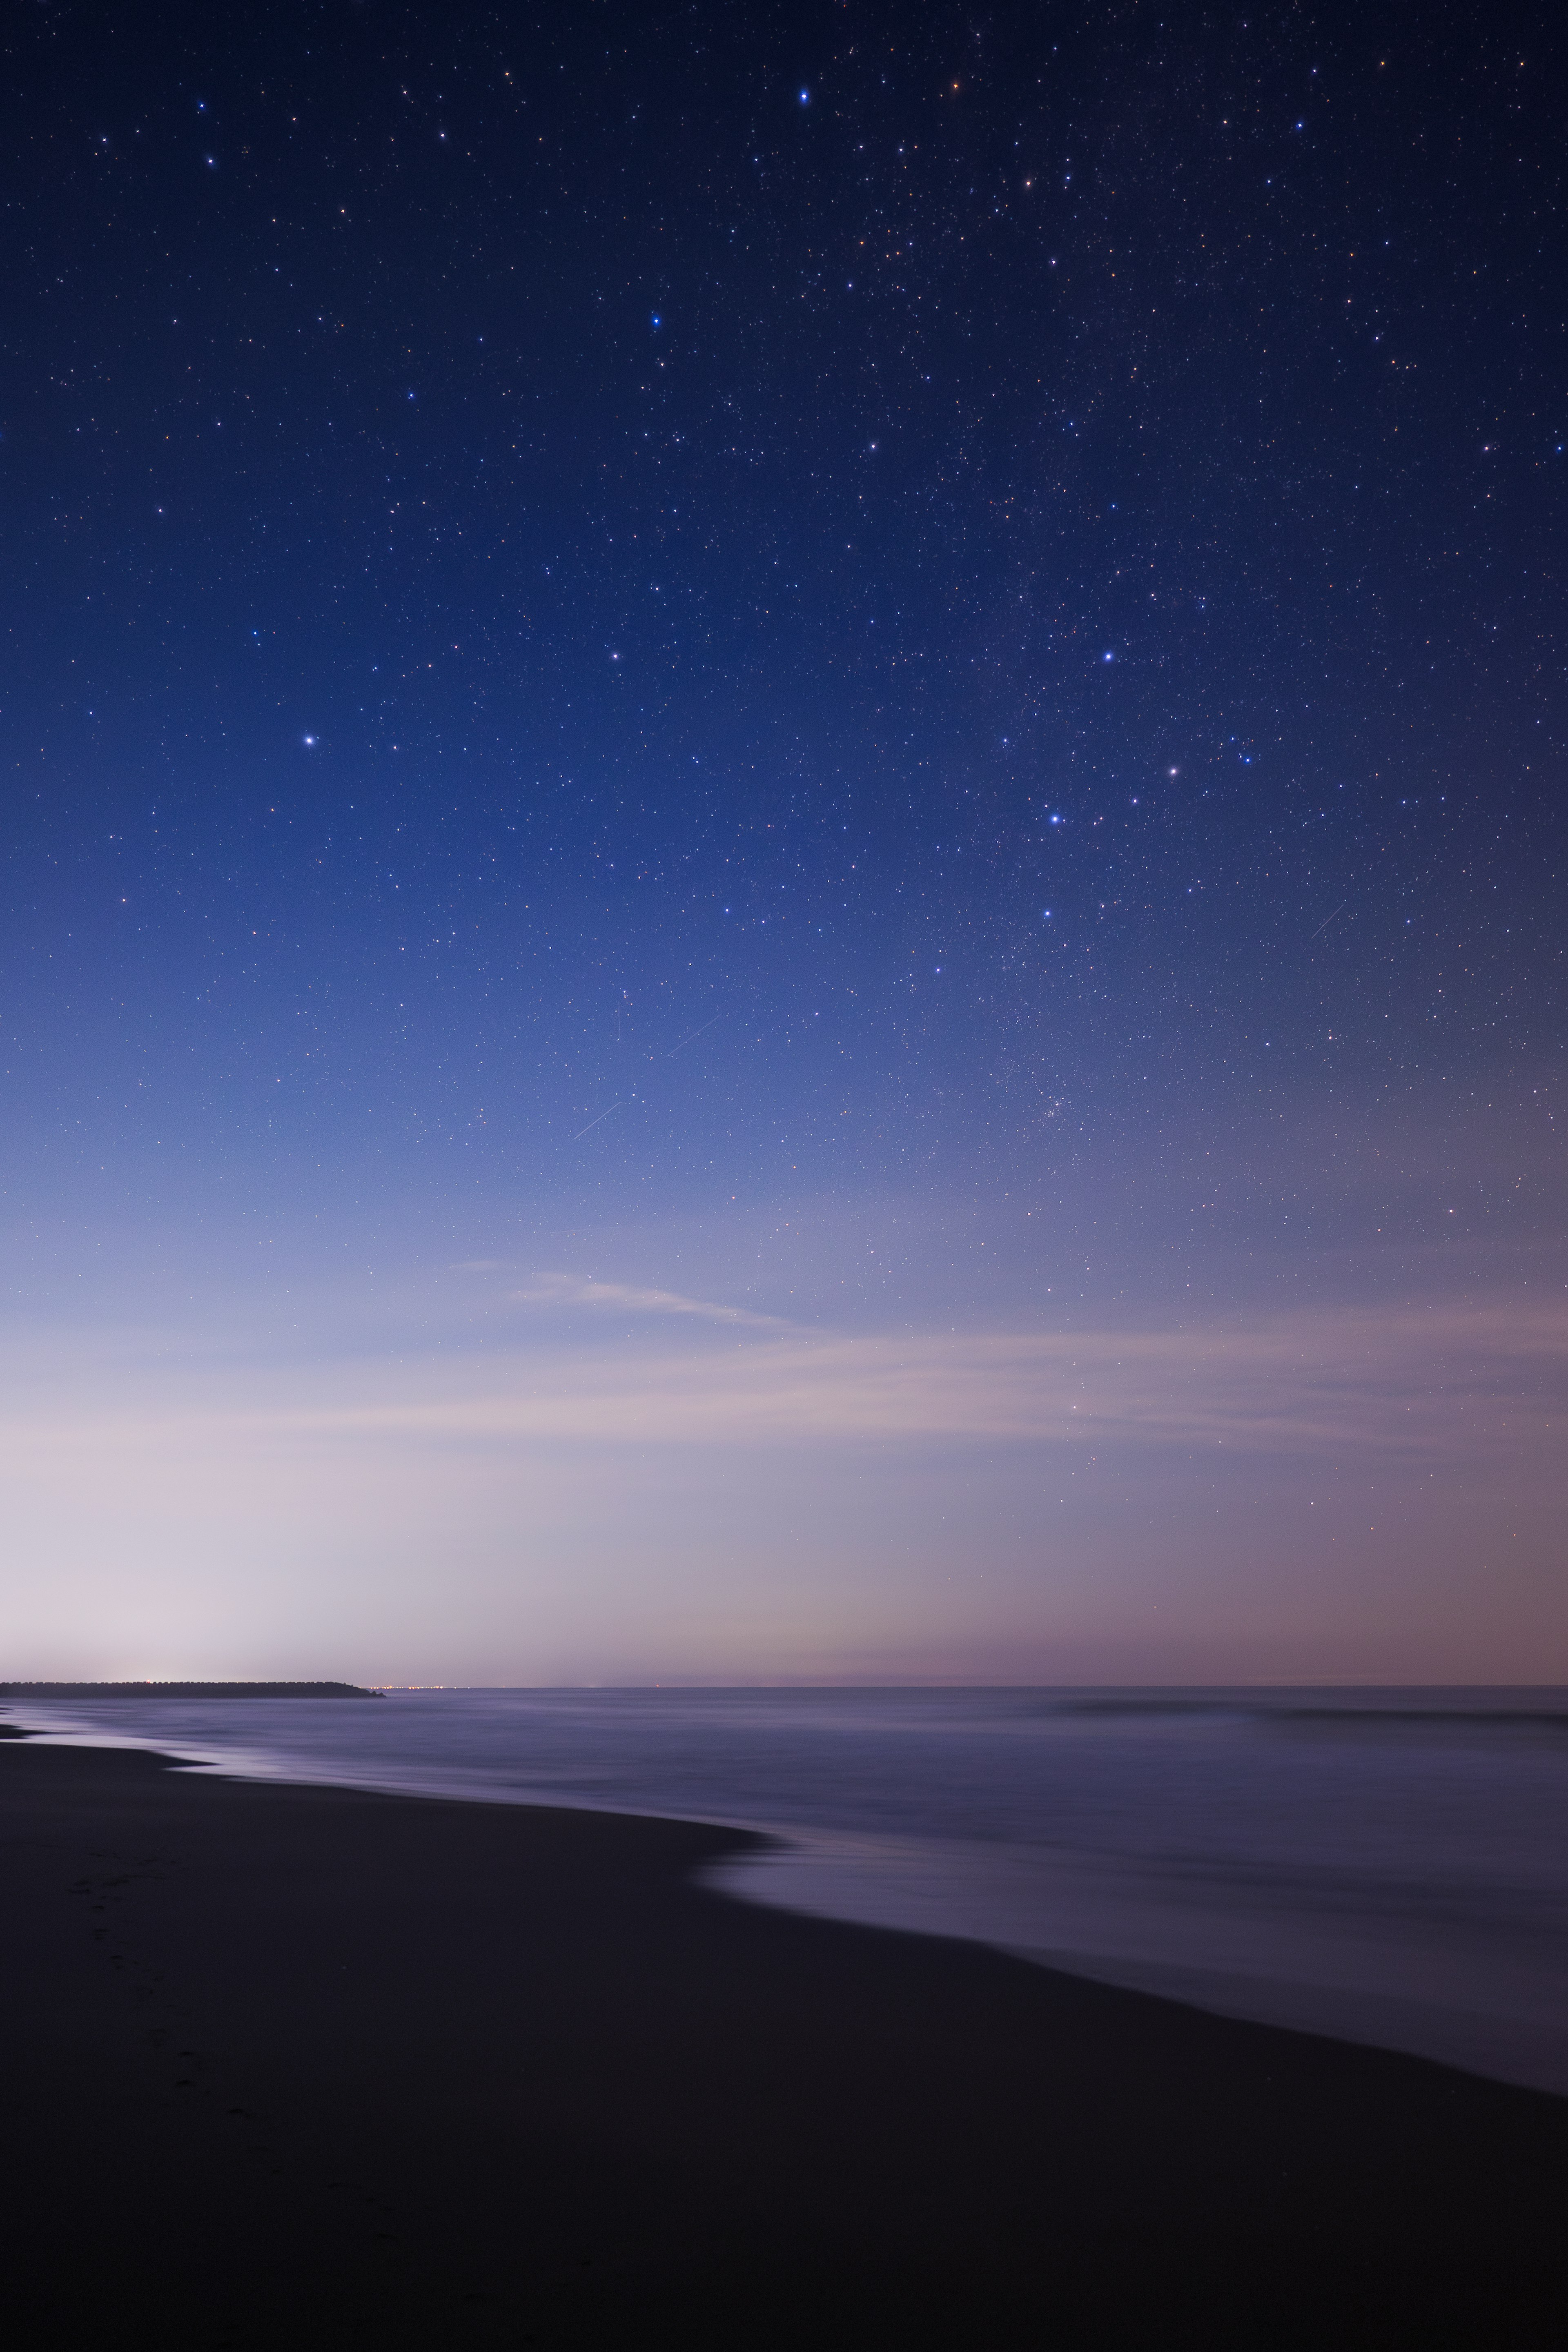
[3,1734,1563,2350]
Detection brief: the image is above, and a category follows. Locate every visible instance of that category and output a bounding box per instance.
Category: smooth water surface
[7,1686,1565,2096]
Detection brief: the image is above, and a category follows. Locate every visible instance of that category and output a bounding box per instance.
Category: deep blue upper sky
[6,0,1560,1228]
[2,2,1564,1679]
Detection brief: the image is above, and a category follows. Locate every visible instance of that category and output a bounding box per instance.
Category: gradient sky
[3,0,1564,1683]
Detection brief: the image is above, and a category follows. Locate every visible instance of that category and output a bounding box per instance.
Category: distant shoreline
[0,1681,379,1699]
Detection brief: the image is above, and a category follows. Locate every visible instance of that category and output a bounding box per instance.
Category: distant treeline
[0,1681,380,1698]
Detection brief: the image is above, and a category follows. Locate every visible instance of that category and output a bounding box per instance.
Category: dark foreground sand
[3,1737,1564,2350]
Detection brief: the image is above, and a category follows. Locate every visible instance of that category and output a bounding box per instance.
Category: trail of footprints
[68,1852,402,2248]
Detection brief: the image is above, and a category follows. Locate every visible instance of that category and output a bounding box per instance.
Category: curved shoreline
[4,1734,1565,2349]
[9,1698,1567,2103]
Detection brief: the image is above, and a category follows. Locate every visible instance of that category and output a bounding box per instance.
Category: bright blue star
[798,88,811,105]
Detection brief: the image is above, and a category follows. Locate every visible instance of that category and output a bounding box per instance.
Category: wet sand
[2,1735,1563,2349]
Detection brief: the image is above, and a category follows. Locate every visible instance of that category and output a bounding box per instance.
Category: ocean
[6,1684,1565,2098]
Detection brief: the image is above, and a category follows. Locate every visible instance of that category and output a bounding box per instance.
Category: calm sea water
[6,1685,1565,2098]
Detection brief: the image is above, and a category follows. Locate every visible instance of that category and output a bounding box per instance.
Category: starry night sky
[4,2,1565,1683]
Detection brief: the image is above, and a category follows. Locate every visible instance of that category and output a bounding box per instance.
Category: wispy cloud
[8,1297,1563,1467]
[509,1272,787,1328]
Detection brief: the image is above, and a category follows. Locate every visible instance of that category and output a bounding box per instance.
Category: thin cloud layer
[7,1296,1564,1466]
[509,1272,786,1328]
